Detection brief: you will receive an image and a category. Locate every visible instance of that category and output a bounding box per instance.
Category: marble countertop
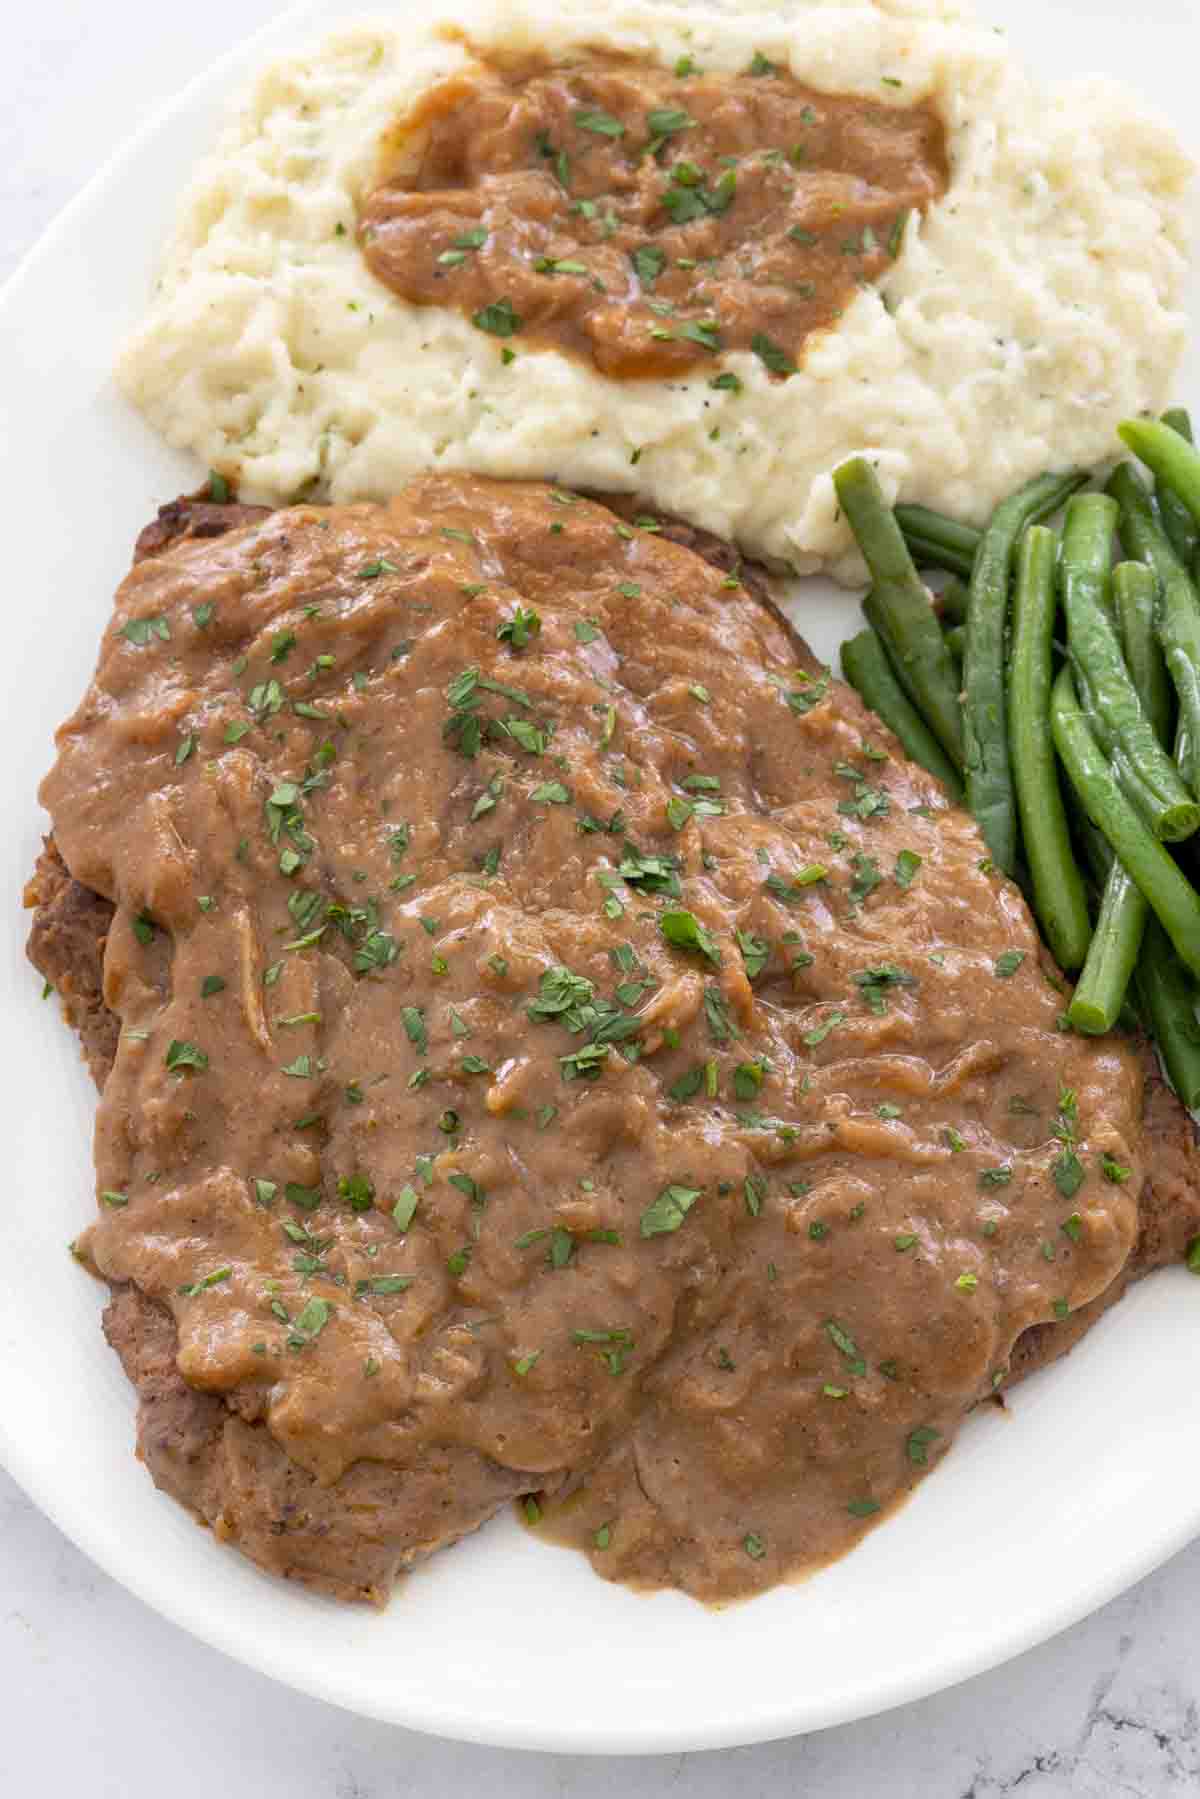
[4,5,1200,1793]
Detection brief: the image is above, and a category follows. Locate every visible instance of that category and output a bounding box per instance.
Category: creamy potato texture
[117,0,1192,577]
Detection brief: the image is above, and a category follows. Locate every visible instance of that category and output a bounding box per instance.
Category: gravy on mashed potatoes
[115,0,1192,577]
[360,49,948,380]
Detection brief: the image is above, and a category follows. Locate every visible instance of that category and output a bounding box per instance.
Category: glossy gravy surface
[43,474,1143,1601]
[360,52,948,380]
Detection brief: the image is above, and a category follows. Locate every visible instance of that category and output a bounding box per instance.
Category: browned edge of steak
[25,490,1200,1599]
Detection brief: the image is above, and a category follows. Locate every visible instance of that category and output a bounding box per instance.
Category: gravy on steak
[360,50,948,380]
[40,475,1149,1603]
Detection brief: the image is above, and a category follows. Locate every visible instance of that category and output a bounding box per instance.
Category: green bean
[964,469,1089,876]
[1136,917,1200,1110]
[1114,561,1171,746]
[1072,823,1151,1036]
[895,507,980,580]
[895,505,982,564]
[945,623,966,661]
[1007,526,1091,972]
[1065,702,1154,1039]
[1118,415,1200,534]
[860,591,960,753]
[1178,716,1197,794]
[1155,410,1200,568]
[840,629,964,802]
[833,459,964,766]
[1061,493,1199,840]
[1050,663,1200,977]
[1107,462,1200,799]
[937,576,969,624]
[906,536,977,582]
[1069,853,1146,1035]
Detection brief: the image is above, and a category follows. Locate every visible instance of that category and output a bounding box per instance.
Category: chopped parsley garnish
[497,605,541,649]
[641,1183,702,1238]
[177,1266,232,1298]
[848,854,882,907]
[736,929,770,979]
[703,987,738,1042]
[571,1326,634,1375]
[906,1425,940,1466]
[788,866,830,899]
[733,1060,766,1099]
[338,1173,375,1213]
[826,1319,866,1376]
[852,963,915,1015]
[357,1275,412,1297]
[574,107,625,137]
[750,332,796,377]
[847,1498,880,1519]
[473,298,522,337]
[620,850,681,896]
[675,320,722,353]
[894,850,922,888]
[632,244,666,286]
[120,616,171,647]
[668,1066,704,1103]
[994,951,1026,979]
[287,1297,333,1348]
[660,909,720,964]
[165,1039,208,1073]
[888,210,910,258]
[1053,1147,1085,1199]
[802,1010,845,1048]
[560,1042,611,1082]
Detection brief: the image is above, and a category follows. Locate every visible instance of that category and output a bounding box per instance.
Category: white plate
[1,0,1197,1757]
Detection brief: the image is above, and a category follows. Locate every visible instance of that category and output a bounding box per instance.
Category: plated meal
[20,0,1200,1623]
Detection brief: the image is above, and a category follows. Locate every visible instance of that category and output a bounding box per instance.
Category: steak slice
[26,489,1200,1604]
[25,841,118,1088]
[133,493,272,563]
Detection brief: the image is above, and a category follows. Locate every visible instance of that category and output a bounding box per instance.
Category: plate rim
[1,0,1198,1755]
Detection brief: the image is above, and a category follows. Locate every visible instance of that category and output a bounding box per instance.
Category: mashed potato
[118,0,1193,578]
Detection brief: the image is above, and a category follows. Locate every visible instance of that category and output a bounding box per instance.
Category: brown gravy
[41,475,1145,1603]
[359,51,948,380]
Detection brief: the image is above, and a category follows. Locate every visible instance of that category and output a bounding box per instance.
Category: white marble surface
[4,4,1200,1793]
